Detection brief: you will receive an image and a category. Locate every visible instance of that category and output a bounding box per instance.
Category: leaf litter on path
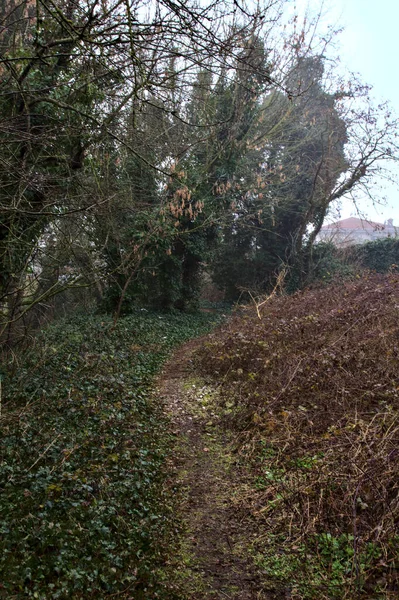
[156,338,274,600]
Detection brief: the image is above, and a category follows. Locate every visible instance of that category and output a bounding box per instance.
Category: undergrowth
[195,273,399,599]
[0,310,219,599]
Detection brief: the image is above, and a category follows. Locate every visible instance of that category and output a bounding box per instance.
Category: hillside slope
[195,273,399,599]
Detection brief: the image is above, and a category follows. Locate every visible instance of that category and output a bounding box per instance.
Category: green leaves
[0,310,219,598]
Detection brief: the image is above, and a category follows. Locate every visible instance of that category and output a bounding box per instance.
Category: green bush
[351,237,399,273]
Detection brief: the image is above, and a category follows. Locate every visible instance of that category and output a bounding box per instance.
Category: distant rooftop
[317,217,397,247]
[320,217,390,231]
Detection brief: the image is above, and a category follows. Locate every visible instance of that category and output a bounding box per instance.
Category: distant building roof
[320,217,385,231]
[317,217,397,247]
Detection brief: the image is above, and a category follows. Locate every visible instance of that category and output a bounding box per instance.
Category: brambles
[195,273,399,598]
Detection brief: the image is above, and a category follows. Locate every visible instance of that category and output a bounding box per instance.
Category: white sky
[290,0,399,224]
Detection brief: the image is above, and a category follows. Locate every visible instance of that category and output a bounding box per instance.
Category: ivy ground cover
[0,311,219,599]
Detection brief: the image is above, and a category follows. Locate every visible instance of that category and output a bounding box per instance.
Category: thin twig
[27,434,61,472]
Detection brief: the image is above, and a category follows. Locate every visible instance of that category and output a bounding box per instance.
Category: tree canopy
[1,0,398,339]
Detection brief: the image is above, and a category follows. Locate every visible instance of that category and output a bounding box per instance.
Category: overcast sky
[292,0,399,224]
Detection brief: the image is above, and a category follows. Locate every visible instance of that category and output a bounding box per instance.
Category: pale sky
[292,0,399,224]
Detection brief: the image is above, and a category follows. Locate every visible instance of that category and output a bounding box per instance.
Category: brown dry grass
[195,273,399,598]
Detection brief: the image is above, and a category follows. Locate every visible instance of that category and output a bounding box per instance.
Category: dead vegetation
[195,273,399,598]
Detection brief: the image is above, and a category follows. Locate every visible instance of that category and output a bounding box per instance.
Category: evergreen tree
[212,55,349,298]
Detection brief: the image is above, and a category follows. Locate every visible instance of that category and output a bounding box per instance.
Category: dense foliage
[299,238,399,288]
[1,0,398,341]
[352,238,399,274]
[195,273,399,598]
[211,55,349,299]
[0,310,220,598]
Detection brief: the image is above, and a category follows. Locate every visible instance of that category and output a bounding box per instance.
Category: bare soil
[156,338,273,600]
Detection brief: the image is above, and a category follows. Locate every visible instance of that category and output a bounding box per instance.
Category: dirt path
[156,339,273,600]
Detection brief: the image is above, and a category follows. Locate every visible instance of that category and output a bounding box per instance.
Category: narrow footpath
[156,339,273,600]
